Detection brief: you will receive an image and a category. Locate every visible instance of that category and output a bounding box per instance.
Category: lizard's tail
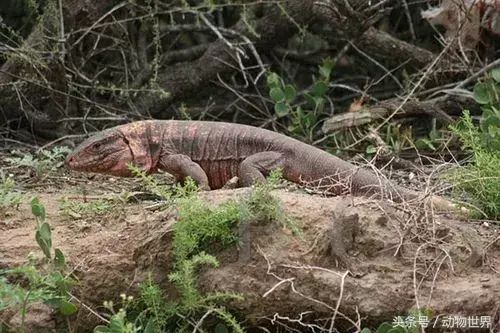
[347,164,459,212]
[287,147,458,212]
[347,164,461,213]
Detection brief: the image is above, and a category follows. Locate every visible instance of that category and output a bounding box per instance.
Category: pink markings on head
[126,133,154,173]
[110,159,134,176]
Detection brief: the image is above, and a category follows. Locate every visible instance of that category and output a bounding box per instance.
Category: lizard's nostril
[66,155,73,166]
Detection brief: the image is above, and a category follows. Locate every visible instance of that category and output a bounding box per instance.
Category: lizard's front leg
[158,154,210,190]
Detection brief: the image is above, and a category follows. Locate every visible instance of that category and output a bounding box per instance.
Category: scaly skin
[66,120,456,209]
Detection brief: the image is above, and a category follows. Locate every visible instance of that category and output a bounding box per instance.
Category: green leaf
[304,93,316,107]
[274,102,289,117]
[283,84,296,102]
[313,96,324,109]
[109,314,125,332]
[54,274,74,294]
[57,299,78,316]
[39,222,52,242]
[492,67,500,82]
[30,197,46,220]
[415,138,437,151]
[361,329,372,333]
[319,57,335,80]
[266,72,280,87]
[387,327,407,333]
[481,106,500,132]
[35,231,52,259]
[295,106,304,117]
[492,105,500,118]
[270,87,285,102]
[287,124,299,133]
[365,144,377,155]
[214,323,229,333]
[303,113,316,128]
[311,81,329,97]
[144,319,157,333]
[93,326,111,333]
[54,248,66,267]
[473,82,492,104]
[377,322,394,333]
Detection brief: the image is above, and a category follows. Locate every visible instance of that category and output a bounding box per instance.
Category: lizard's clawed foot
[221,176,239,190]
[198,184,211,191]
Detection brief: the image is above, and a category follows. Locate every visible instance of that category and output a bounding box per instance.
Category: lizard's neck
[145,121,164,172]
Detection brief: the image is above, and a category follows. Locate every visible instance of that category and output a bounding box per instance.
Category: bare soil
[1,153,500,332]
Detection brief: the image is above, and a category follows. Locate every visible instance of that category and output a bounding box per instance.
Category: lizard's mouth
[65,153,84,170]
[65,151,98,170]
[65,154,76,168]
[66,149,112,171]
[65,153,96,171]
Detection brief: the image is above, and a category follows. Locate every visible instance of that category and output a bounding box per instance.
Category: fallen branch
[322,94,479,133]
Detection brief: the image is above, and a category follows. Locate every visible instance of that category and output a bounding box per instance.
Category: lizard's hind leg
[238,151,284,187]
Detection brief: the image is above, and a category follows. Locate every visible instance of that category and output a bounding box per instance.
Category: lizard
[65,120,456,211]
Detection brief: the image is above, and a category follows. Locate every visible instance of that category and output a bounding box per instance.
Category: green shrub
[0,198,77,332]
[448,68,500,219]
[6,147,71,180]
[58,198,112,219]
[267,58,334,142]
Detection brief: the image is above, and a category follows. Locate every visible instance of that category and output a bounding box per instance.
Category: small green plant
[95,267,243,333]
[414,119,446,152]
[243,169,301,234]
[130,276,178,331]
[448,111,500,218]
[473,68,500,128]
[463,67,500,152]
[268,57,335,142]
[127,164,174,202]
[0,197,77,332]
[0,173,22,215]
[445,68,500,219]
[363,118,447,158]
[93,293,138,333]
[168,252,244,321]
[6,146,72,179]
[173,196,241,264]
[128,163,201,204]
[58,198,112,219]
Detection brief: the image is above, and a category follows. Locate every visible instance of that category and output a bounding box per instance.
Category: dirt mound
[1,183,499,331]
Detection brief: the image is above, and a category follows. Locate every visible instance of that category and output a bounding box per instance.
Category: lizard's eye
[92,142,102,150]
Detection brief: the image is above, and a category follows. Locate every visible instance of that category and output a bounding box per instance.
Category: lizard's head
[66,123,158,177]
